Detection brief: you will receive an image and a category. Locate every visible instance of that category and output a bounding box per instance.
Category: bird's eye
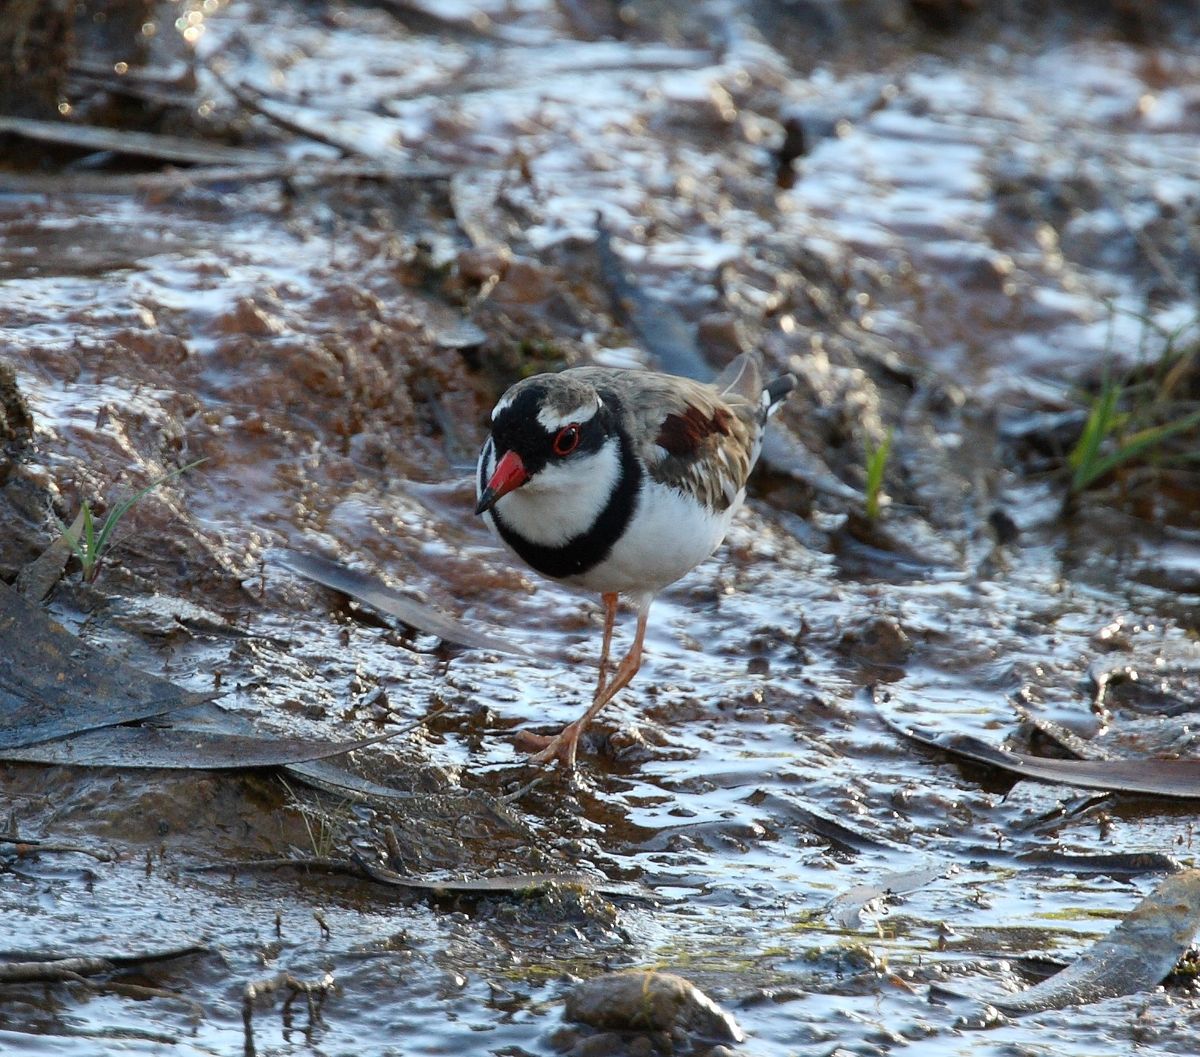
[552,424,581,457]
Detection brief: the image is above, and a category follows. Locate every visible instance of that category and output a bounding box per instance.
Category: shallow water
[3,1,1200,1054]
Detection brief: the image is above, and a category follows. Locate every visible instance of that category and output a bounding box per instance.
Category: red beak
[475,450,529,514]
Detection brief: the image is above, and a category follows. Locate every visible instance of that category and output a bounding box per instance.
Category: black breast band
[488,430,643,580]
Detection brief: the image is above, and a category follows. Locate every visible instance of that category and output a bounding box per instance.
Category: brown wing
[590,357,764,512]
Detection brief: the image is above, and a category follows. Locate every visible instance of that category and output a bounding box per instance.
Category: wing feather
[556,355,782,511]
[625,363,761,512]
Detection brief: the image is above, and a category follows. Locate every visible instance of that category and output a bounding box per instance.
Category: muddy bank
[3,1,1200,1055]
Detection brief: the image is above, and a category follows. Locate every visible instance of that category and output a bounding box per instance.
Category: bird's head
[475,374,611,516]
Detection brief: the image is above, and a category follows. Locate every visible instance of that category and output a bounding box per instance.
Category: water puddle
[3,1,1200,1054]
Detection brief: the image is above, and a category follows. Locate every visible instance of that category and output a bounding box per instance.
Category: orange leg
[594,592,619,700]
[515,595,653,769]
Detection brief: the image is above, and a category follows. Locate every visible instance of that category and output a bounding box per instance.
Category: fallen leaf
[276,549,529,656]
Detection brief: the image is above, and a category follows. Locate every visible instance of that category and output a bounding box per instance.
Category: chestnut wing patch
[656,404,733,457]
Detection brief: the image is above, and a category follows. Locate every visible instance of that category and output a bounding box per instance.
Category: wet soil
[3,1,1200,1055]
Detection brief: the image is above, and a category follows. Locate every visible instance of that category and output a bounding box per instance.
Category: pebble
[564,970,745,1045]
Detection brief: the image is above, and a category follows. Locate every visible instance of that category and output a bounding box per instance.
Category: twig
[0,114,276,166]
[206,63,360,158]
[243,971,335,1057]
[313,911,331,941]
[68,58,195,108]
[0,961,102,984]
[0,837,116,862]
[0,945,205,983]
[0,160,453,197]
[383,825,406,870]
[95,980,204,1019]
[185,855,360,877]
[384,703,450,738]
[499,775,544,805]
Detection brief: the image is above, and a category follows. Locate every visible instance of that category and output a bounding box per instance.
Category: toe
[515,723,581,768]
[514,729,556,751]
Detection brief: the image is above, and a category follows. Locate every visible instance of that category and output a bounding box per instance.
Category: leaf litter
[275,548,529,656]
[5,1,1200,1054]
[876,688,1200,800]
[936,870,1200,1014]
[0,581,211,751]
[0,580,412,772]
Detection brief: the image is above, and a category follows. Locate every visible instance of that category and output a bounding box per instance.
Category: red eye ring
[552,423,581,457]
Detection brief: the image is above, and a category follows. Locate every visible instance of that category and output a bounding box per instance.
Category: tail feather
[714,352,762,402]
[717,354,796,421]
[763,373,797,417]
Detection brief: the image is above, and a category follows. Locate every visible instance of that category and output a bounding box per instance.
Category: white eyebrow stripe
[536,399,599,431]
[491,391,518,421]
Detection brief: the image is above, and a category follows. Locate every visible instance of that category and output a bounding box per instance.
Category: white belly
[564,480,741,596]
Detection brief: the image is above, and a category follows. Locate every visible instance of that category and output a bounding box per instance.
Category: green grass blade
[80,502,99,581]
[82,501,96,553]
[1069,381,1122,492]
[53,508,89,565]
[92,458,207,559]
[1082,407,1200,484]
[864,428,894,521]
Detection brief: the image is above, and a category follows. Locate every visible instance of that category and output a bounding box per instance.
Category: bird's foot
[514,723,581,769]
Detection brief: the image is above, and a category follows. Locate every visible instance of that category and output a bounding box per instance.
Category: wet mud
[3,1,1200,1055]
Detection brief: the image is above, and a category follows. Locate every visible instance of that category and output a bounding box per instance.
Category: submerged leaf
[877,692,1200,799]
[989,870,1200,1013]
[353,856,657,902]
[0,724,397,770]
[0,583,418,773]
[0,582,209,750]
[829,864,949,929]
[276,549,529,655]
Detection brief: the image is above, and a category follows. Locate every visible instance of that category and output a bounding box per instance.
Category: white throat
[492,437,623,547]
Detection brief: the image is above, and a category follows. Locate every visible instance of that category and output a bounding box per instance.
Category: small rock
[987,508,1019,545]
[489,257,558,305]
[835,614,912,668]
[457,244,512,284]
[565,970,745,1045]
[962,251,1015,292]
[564,1031,627,1057]
[212,296,284,337]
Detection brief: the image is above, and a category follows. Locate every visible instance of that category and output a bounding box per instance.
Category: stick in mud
[243,971,335,1057]
[0,836,115,861]
[0,945,206,984]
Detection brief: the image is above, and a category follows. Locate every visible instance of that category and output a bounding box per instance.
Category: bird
[474,353,795,768]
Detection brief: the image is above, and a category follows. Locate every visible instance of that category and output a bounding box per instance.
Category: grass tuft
[1067,321,1200,496]
[56,458,206,582]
